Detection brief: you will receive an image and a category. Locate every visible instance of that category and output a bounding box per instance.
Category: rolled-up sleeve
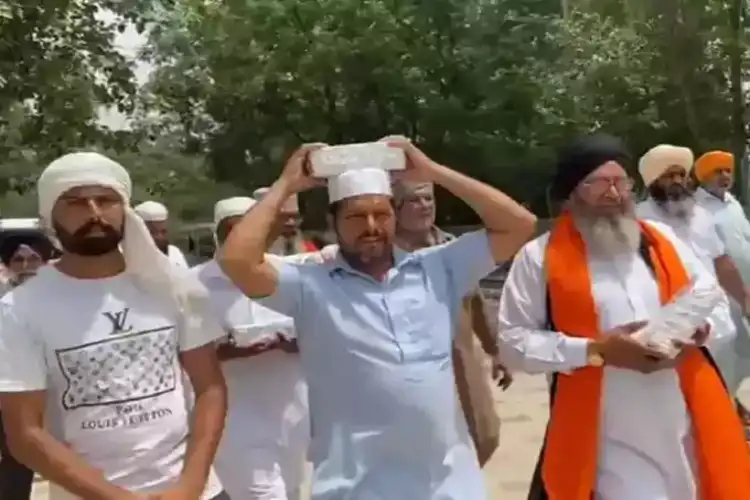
[426,230,497,303]
[179,300,226,351]
[497,239,589,374]
[255,255,305,319]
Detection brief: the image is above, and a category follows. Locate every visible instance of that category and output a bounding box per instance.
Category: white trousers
[214,445,304,500]
[713,304,750,395]
[47,468,224,500]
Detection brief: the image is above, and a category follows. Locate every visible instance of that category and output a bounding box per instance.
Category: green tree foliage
[142,0,748,220]
[0,0,747,223]
[0,0,151,157]
[144,0,569,221]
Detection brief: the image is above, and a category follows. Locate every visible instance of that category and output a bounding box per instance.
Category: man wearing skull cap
[219,138,536,500]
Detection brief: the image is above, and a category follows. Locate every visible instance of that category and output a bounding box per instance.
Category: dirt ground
[31,376,750,499]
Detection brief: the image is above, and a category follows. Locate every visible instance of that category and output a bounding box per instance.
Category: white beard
[659,197,695,221]
[575,214,641,259]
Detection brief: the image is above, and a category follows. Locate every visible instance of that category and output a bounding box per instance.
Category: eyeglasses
[9,253,42,266]
[580,177,634,193]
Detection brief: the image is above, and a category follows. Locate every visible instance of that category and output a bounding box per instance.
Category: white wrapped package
[224,251,322,346]
[309,142,406,178]
[631,279,723,358]
[229,303,296,347]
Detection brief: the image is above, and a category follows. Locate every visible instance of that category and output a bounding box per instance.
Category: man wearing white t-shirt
[134,200,190,269]
[0,153,228,500]
[194,196,310,500]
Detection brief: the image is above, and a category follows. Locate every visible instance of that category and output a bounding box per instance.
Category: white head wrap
[254,187,299,212]
[638,144,694,187]
[327,168,392,204]
[134,201,169,222]
[214,197,256,226]
[37,152,207,322]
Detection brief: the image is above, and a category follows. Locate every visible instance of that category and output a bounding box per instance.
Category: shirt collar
[696,187,728,204]
[327,245,418,279]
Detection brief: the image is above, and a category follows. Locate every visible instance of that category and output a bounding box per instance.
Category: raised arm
[387,138,537,263]
[219,144,325,299]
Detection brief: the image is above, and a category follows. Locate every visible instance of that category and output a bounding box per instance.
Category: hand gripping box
[631,279,723,358]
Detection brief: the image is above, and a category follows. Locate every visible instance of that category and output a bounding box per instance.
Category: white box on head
[309,142,406,178]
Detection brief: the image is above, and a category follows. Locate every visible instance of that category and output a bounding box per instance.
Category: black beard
[649,183,691,204]
[53,220,123,256]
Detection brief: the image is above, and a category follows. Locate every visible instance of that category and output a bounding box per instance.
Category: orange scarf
[542,212,750,499]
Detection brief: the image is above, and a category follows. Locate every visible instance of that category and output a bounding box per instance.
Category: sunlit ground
[30,377,750,500]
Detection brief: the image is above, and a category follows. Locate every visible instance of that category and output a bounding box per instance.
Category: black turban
[0,233,55,266]
[550,133,631,201]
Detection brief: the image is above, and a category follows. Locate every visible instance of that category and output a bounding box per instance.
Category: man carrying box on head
[219,138,536,500]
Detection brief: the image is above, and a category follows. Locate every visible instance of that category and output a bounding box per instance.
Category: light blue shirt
[260,230,496,500]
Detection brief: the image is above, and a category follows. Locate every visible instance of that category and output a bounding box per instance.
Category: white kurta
[694,187,750,393]
[497,220,732,500]
[168,245,189,269]
[192,260,309,500]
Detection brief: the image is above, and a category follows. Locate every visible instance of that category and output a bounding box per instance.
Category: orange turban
[694,151,735,182]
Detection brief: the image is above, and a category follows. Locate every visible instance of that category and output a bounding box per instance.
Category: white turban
[327,168,392,203]
[214,197,256,226]
[134,201,169,222]
[638,144,694,187]
[38,152,207,325]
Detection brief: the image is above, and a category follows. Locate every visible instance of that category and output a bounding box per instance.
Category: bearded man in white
[193,196,310,500]
[0,153,228,500]
[636,144,750,422]
[134,200,190,268]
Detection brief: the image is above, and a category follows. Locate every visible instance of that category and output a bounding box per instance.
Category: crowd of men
[0,134,748,500]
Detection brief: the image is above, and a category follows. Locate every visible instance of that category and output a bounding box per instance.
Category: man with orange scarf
[498,133,750,500]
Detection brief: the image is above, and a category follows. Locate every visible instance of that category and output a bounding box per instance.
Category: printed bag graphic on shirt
[55,326,178,410]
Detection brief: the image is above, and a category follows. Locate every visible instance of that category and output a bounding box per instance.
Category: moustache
[74,220,119,238]
[665,184,691,198]
[356,231,386,243]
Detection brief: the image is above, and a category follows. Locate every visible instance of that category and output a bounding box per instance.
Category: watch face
[225,330,237,347]
[589,354,604,367]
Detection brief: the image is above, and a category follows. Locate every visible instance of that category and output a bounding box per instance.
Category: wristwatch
[586,341,605,367]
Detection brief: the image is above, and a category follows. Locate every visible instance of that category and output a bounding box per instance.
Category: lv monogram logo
[103,308,134,335]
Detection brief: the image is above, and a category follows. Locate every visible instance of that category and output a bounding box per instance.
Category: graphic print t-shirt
[0,267,223,497]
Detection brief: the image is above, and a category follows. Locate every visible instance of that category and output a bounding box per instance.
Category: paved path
[31,375,750,499]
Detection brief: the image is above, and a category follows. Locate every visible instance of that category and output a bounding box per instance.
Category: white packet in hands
[631,279,722,358]
[229,316,295,347]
